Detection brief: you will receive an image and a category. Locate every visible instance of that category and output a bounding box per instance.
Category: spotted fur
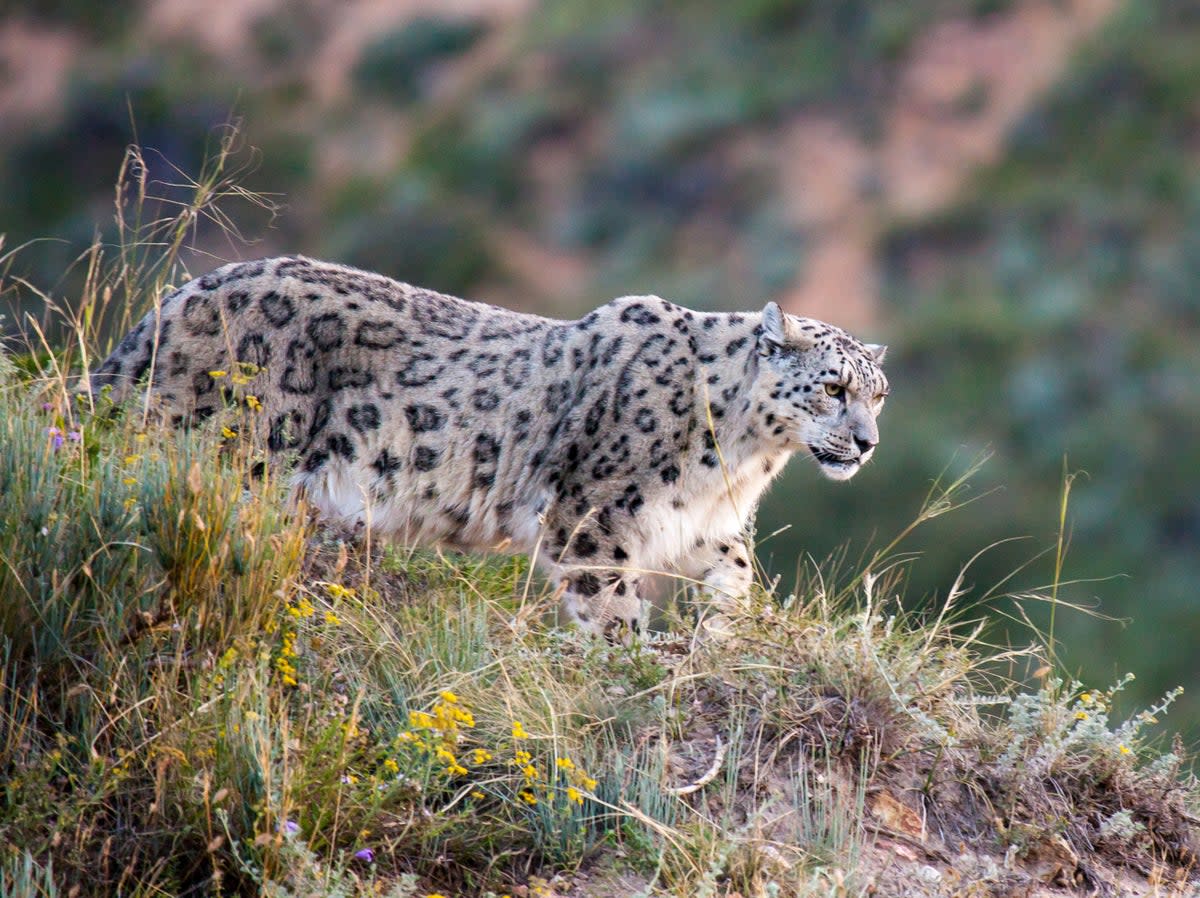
[89,256,889,638]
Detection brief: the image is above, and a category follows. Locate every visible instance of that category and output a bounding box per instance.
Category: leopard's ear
[760,302,815,353]
[761,302,786,347]
[867,343,888,364]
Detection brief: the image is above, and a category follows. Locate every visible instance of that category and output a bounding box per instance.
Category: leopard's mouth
[808,447,860,481]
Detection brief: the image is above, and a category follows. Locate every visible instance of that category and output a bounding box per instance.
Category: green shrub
[353,18,487,104]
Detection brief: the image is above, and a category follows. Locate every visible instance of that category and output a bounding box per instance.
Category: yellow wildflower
[519,790,538,806]
[1079,692,1092,704]
[470,790,485,800]
[245,395,262,412]
[383,758,399,774]
[471,748,493,765]
[123,476,137,486]
[512,721,530,739]
[287,597,316,619]
[208,370,227,379]
[556,756,574,771]
[1075,711,1089,721]
[323,610,341,626]
[566,786,583,805]
[440,690,459,704]
[1119,744,1132,755]
[409,710,435,730]
[221,426,237,439]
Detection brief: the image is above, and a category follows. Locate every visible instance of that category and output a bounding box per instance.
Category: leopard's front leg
[676,536,755,635]
[560,569,644,643]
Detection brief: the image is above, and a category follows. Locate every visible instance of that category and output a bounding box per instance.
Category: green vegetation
[878,0,1200,727]
[354,18,488,104]
[20,0,139,39]
[0,158,1197,896]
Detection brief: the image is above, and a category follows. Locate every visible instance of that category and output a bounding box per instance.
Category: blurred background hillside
[1,1,1197,739]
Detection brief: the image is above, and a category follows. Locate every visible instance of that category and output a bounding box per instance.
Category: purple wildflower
[48,428,64,451]
[67,430,82,442]
[281,820,300,836]
[353,848,375,863]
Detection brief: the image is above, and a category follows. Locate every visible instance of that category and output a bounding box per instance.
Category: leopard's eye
[824,383,845,398]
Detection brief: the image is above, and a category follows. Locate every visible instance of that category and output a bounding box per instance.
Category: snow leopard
[87,256,889,639]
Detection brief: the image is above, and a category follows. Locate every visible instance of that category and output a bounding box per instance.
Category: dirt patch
[0,18,82,126]
[140,0,530,104]
[773,0,1120,330]
[881,0,1117,217]
[141,0,283,58]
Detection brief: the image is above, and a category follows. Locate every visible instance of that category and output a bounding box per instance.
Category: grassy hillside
[3,356,1197,897]
[1,158,1198,898]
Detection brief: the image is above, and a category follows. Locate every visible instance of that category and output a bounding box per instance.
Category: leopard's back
[89,257,568,549]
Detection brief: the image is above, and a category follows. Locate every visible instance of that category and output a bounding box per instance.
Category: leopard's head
[754,302,888,481]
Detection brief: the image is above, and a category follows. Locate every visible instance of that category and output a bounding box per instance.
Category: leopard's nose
[854,435,876,455]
